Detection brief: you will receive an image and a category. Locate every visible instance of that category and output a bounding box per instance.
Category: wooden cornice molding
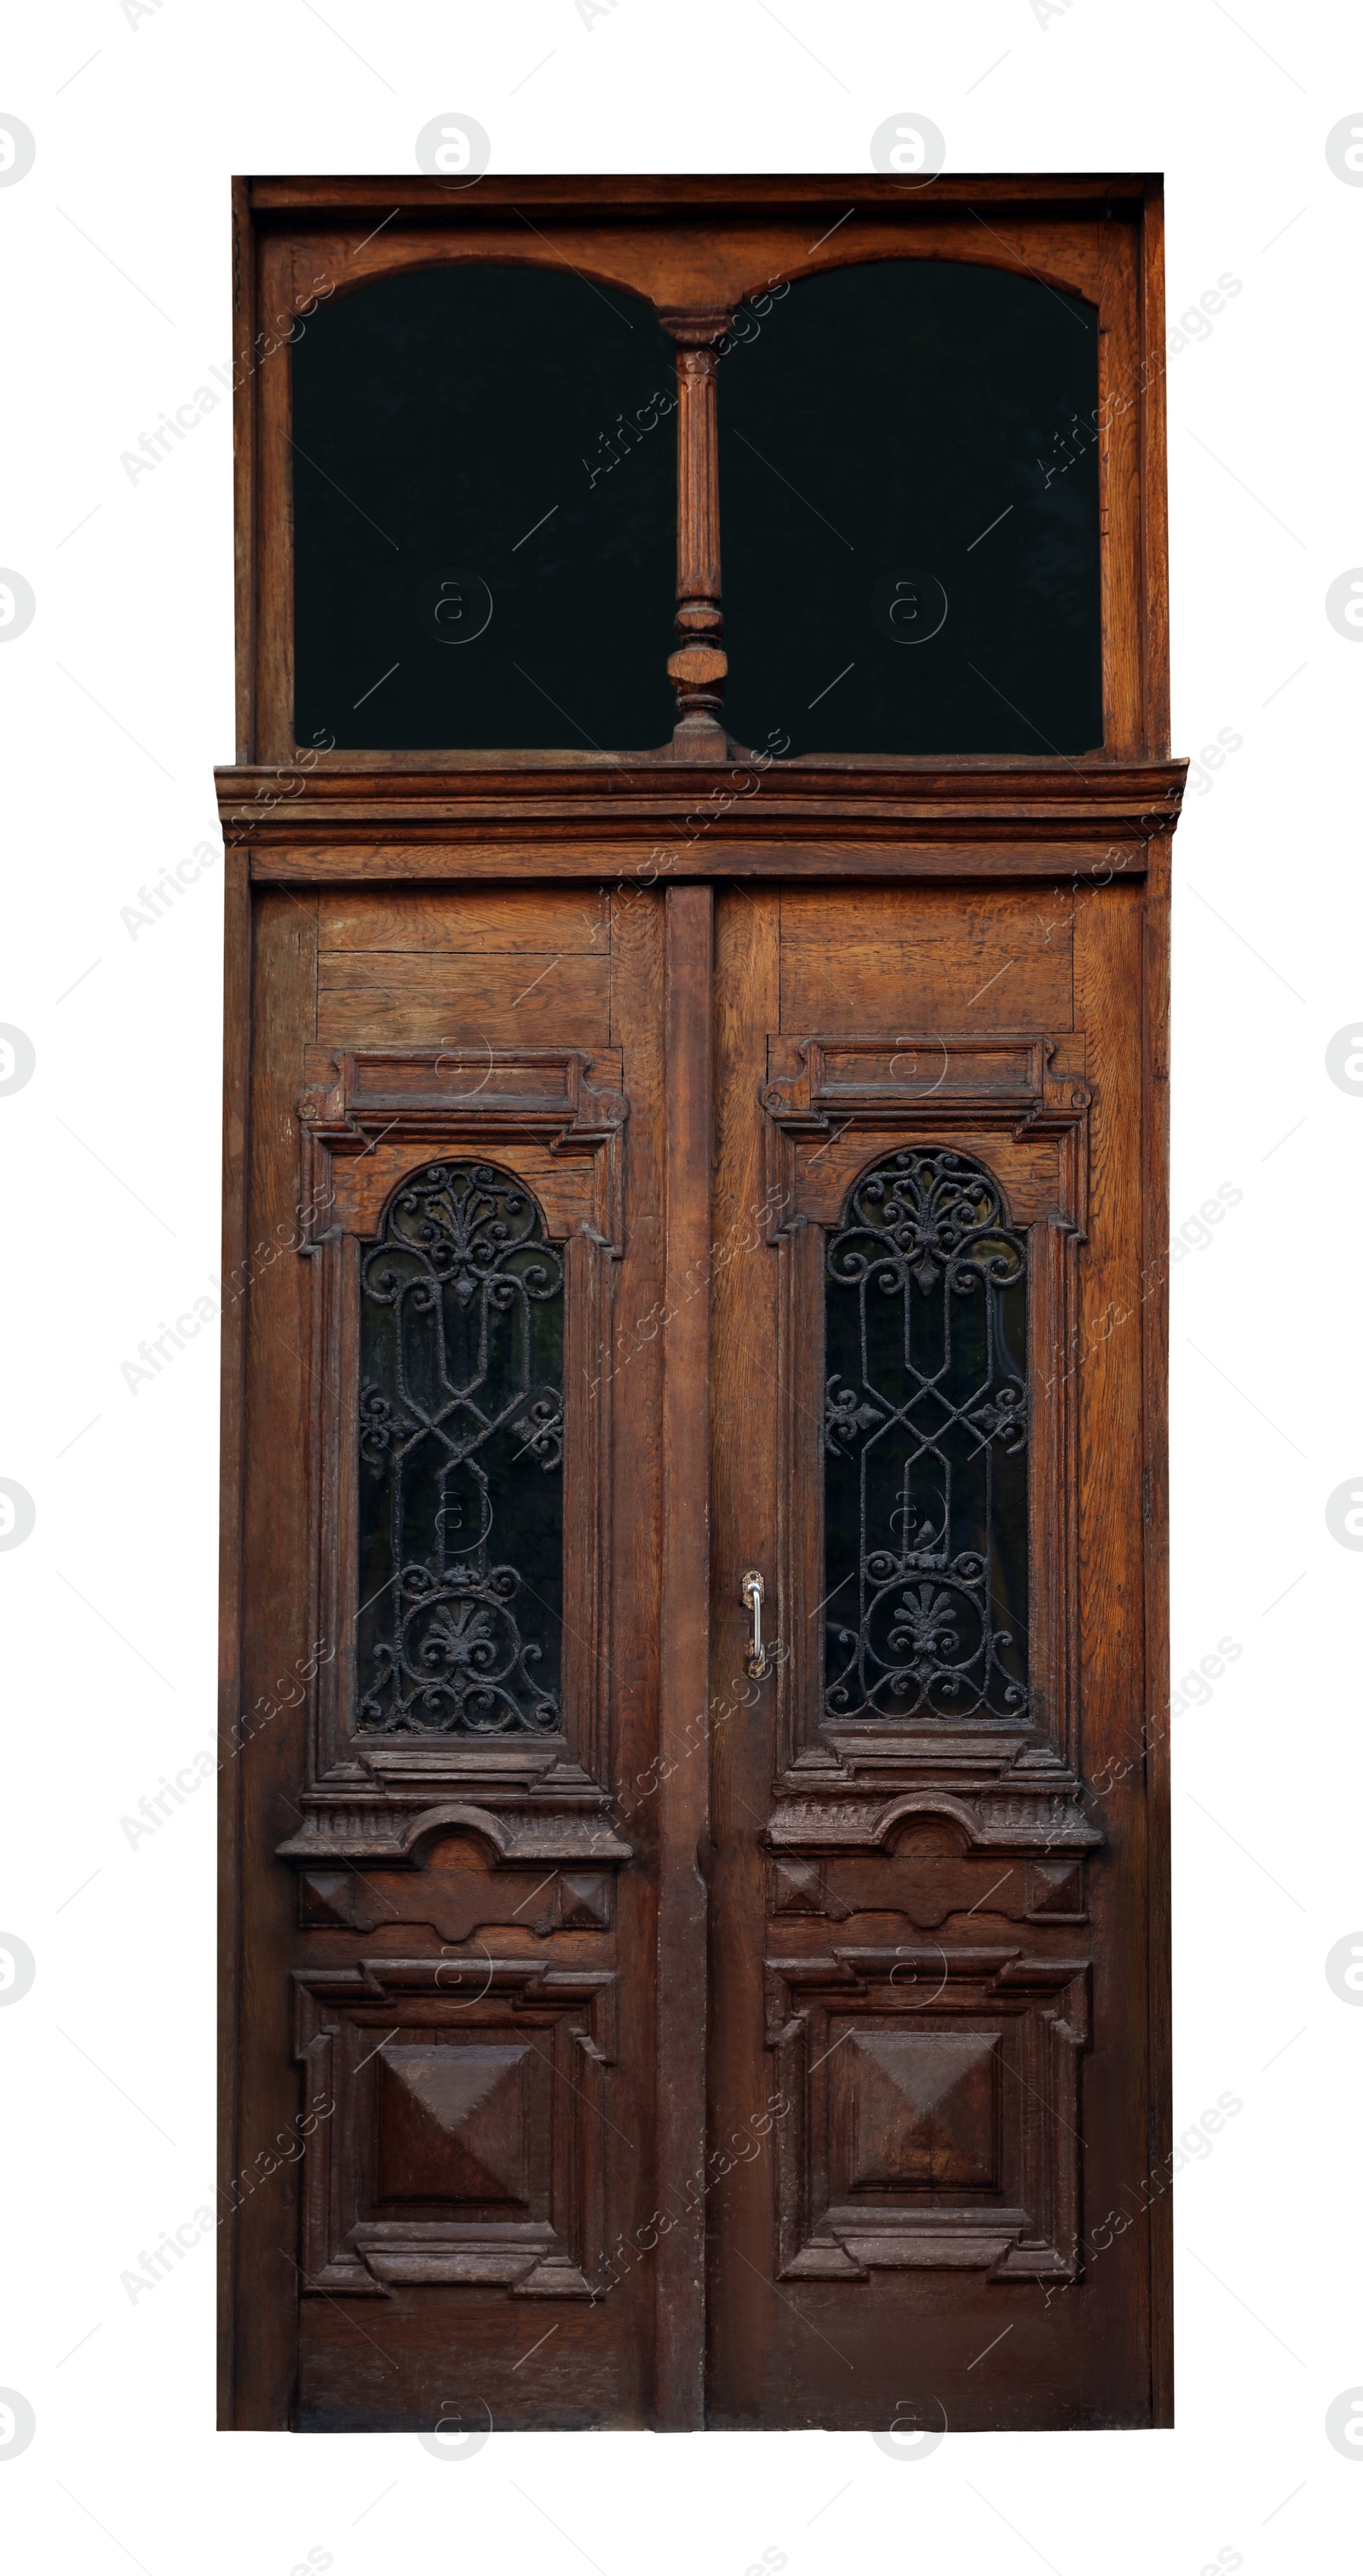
[245,173,1156,223]
[216,755,1187,883]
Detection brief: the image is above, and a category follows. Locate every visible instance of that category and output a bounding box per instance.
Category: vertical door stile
[654,882,715,2428]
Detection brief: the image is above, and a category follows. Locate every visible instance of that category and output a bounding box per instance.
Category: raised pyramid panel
[377,2043,532,2205]
[844,2028,999,2188]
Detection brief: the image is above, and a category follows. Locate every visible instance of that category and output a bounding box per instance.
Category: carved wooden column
[661,309,731,756]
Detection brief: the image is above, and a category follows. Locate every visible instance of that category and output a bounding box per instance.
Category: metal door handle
[741,1569,768,1678]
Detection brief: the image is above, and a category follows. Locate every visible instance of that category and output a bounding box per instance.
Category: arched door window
[719,259,1101,755]
[289,253,1100,756]
[292,263,676,750]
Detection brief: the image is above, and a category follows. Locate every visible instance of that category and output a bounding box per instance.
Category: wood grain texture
[1142,829,1174,2424]
[1096,215,1144,761]
[251,209,1107,347]
[250,175,1153,214]
[316,953,611,1048]
[233,889,317,2428]
[217,844,251,2426]
[282,938,666,2424]
[604,883,668,2419]
[706,879,1153,2429]
[223,173,1177,2430]
[705,886,782,2425]
[653,884,713,2427]
[231,177,255,766]
[779,886,1073,1034]
[221,759,1187,842]
[1072,876,1154,2422]
[229,175,1164,773]
[317,888,610,952]
[254,838,1163,886]
[1140,181,1171,760]
[665,319,728,740]
[255,233,295,769]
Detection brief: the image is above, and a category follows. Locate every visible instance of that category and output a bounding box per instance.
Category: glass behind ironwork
[356,1162,564,1736]
[292,263,676,752]
[823,1149,1029,1724]
[719,260,1102,758]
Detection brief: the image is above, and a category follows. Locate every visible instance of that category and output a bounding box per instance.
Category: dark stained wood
[248,175,1153,215]
[653,883,714,2427]
[254,232,296,767]
[1071,876,1153,2417]
[217,840,251,2427]
[231,176,256,766]
[604,884,669,2418]
[277,211,1107,313]
[1142,828,1174,2426]
[1141,181,1171,760]
[1139,174,1174,2427]
[233,889,317,2430]
[1096,213,1142,761]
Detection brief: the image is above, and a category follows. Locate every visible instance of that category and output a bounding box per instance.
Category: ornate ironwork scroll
[356,1161,565,1736]
[823,1148,1029,1724]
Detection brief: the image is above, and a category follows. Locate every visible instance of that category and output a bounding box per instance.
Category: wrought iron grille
[355,1161,565,1735]
[822,1147,1030,1724]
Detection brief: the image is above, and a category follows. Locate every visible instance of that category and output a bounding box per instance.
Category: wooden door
[219,173,1182,2433]
[706,879,1163,2429]
[227,875,722,2431]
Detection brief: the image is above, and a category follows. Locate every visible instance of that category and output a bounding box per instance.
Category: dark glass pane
[293,264,676,751]
[356,1162,565,1736]
[719,261,1102,757]
[823,1149,1029,1724]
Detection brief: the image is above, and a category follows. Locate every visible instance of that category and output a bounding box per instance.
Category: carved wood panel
[768,1846,1086,1931]
[221,174,1179,2434]
[761,1032,1092,1853]
[294,1956,616,2297]
[287,1047,630,1869]
[766,1945,1090,2281]
[299,1833,615,1941]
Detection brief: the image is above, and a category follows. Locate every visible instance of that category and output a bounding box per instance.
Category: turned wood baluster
[661,309,731,753]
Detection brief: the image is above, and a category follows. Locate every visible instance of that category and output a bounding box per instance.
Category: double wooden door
[224,845,1170,2431]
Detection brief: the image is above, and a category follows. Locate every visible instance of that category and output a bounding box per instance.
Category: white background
[1,3,1360,2569]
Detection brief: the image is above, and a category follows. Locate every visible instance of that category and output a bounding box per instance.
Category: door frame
[217,169,1184,2429]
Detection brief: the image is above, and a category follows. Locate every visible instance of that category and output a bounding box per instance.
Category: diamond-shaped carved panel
[293,1958,615,2296]
[843,2029,998,2189]
[767,1946,1090,2281]
[377,2044,531,2205]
